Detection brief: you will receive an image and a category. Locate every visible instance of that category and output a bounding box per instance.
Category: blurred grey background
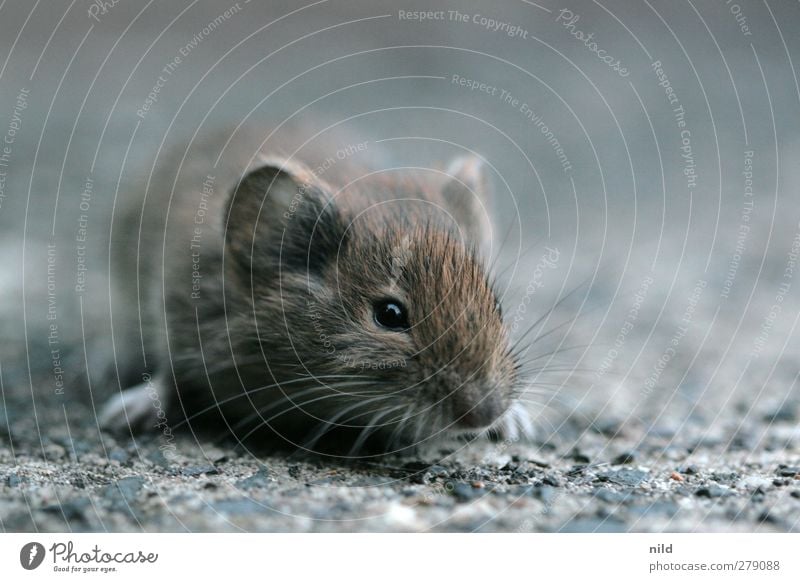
[0,0,799,532]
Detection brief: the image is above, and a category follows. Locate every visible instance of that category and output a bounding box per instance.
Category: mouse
[100,126,533,455]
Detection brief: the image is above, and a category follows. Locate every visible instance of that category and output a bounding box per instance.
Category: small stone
[680,464,699,475]
[449,481,482,502]
[181,465,220,477]
[777,466,799,477]
[757,511,780,524]
[695,485,732,499]
[596,468,648,487]
[572,452,591,464]
[612,452,637,465]
[669,472,685,482]
[763,405,797,423]
[6,474,23,487]
[790,490,800,499]
[236,467,271,490]
[737,476,772,490]
[108,449,130,464]
[471,481,485,489]
[773,479,788,487]
[542,475,562,487]
[427,465,449,477]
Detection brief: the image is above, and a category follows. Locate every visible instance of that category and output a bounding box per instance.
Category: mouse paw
[495,402,536,441]
[99,381,163,433]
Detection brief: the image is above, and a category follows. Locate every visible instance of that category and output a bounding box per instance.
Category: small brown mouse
[100,126,532,454]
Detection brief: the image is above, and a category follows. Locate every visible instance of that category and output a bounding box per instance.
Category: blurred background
[0,0,799,531]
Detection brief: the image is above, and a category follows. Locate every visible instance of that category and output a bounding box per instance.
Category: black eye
[373,299,410,331]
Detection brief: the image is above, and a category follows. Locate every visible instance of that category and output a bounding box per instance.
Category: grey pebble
[108,449,130,464]
[6,474,24,487]
[777,466,799,477]
[763,405,797,423]
[236,467,272,490]
[181,465,220,477]
[695,485,733,499]
[612,452,638,465]
[449,481,485,502]
[596,468,648,487]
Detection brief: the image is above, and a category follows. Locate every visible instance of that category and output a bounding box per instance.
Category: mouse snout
[449,384,507,431]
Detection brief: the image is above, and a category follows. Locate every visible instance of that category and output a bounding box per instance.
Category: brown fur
[106,126,524,454]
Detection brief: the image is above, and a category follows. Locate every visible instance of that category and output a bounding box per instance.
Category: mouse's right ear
[224,157,346,283]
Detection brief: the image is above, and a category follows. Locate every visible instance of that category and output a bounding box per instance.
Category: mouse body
[101,126,531,453]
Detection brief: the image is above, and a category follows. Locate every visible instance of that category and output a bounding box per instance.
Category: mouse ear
[225,157,346,282]
[440,155,493,249]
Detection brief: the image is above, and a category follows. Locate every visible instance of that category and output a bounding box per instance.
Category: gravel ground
[2,388,798,532]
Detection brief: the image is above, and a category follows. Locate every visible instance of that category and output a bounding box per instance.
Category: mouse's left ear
[440,155,493,249]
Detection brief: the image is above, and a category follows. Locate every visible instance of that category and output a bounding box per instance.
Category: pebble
[108,449,130,464]
[790,490,800,499]
[6,474,23,487]
[763,405,797,423]
[596,468,648,487]
[181,465,220,477]
[669,472,685,482]
[695,485,733,499]
[612,452,638,465]
[448,481,488,502]
[776,466,799,477]
[737,476,772,490]
[571,452,591,464]
[542,474,563,487]
[679,464,700,475]
[236,467,272,490]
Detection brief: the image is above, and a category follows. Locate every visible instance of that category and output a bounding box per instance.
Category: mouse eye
[373,299,410,331]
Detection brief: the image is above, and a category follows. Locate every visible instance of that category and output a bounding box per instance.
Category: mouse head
[224,155,523,451]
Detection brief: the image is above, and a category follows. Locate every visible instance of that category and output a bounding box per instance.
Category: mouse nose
[450,389,506,430]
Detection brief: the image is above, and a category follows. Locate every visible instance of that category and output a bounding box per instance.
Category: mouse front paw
[99,376,167,433]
